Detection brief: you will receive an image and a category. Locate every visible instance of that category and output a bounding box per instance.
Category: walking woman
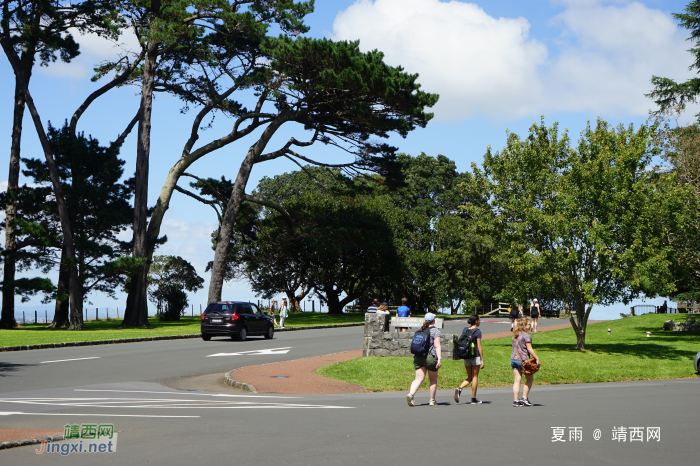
[454,315,484,404]
[279,297,289,328]
[509,303,522,331]
[511,318,541,407]
[407,313,442,407]
[268,300,279,328]
[530,299,540,332]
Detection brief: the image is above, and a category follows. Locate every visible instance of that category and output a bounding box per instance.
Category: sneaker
[429,399,437,406]
[520,398,533,406]
[406,394,415,407]
[454,388,462,403]
[512,400,522,407]
[471,398,482,404]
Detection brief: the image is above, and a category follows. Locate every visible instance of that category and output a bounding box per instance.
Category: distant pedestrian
[509,303,521,331]
[658,300,668,314]
[279,297,289,328]
[530,299,540,332]
[367,299,379,313]
[406,313,442,407]
[269,300,279,328]
[397,298,411,332]
[511,318,541,407]
[454,315,484,404]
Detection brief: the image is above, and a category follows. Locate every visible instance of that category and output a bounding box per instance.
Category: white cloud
[37,27,141,79]
[333,0,548,120]
[0,180,7,192]
[332,0,694,121]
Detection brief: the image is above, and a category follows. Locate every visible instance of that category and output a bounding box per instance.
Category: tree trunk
[450,298,463,315]
[0,78,26,329]
[49,243,71,328]
[207,116,290,304]
[121,36,160,328]
[1,36,84,330]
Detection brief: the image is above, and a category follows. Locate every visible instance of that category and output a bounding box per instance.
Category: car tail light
[201,313,205,320]
[233,312,239,321]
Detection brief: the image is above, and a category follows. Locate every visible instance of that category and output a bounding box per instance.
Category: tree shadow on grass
[0,361,35,377]
[537,342,697,361]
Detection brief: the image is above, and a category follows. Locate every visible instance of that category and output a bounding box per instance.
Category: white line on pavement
[0,411,199,418]
[40,357,101,364]
[73,389,300,399]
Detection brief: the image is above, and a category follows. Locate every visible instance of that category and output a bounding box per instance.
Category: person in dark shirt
[454,315,484,404]
[509,304,521,331]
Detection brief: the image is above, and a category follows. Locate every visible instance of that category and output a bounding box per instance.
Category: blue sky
[1,0,693,319]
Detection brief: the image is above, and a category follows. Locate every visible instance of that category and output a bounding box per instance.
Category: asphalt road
[1,320,696,465]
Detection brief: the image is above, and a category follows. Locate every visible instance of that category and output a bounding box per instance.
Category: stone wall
[363,313,458,359]
[663,318,700,332]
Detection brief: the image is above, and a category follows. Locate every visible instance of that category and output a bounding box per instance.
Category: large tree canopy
[468,118,675,349]
[204,37,439,304]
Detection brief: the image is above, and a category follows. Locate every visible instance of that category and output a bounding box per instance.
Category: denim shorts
[511,359,523,371]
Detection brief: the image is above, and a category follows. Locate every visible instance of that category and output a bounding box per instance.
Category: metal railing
[631,304,679,315]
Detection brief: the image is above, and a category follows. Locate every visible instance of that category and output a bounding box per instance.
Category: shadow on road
[0,361,35,377]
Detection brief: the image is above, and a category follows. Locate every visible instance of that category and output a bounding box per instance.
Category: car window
[237,305,252,314]
[249,304,260,315]
[205,303,235,314]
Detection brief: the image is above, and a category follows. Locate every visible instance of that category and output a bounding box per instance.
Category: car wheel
[234,327,247,341]
[264,325,274,339]
[201,334,211,341]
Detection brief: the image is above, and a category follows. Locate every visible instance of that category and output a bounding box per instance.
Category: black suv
[201,301,274,341]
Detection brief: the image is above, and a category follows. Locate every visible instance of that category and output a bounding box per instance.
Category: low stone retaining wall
[363,314,458,359]
[663,318,700,332]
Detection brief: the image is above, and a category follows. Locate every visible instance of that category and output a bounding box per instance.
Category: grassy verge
[316,314,700,391]
[0,312,365,348]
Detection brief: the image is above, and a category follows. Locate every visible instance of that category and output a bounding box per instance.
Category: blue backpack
[410,328,431,356]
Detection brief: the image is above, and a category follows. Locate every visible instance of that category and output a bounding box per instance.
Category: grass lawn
[0,312,365,348]
[316,314,700,392]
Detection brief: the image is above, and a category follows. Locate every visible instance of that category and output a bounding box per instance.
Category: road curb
[0,322,365,352]
[0,435,64,451]
[223,370,258,393]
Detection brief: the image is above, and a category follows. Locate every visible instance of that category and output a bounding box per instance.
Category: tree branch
[243,194,294,229]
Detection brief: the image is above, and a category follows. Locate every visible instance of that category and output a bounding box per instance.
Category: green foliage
[21,122,136,300]
[0,0,121,67]
[148,255,204,321]
[647,1,700,116]
[467,118,674,348]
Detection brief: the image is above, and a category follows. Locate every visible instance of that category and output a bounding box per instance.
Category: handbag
[515,334,540,375]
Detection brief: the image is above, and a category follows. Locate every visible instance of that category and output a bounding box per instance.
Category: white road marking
[0,397,353,410]
[0,411,199,418]
[74,389,300,399]
[206,347,292,357]
[40,357,101,364]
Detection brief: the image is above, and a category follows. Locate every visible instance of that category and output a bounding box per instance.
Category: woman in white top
[279,297,289,328]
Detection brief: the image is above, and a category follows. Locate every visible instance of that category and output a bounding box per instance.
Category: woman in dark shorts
[511,318,541,407]
[407,313,442,407]
[530,299,540,332]
[510,303,522,331]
